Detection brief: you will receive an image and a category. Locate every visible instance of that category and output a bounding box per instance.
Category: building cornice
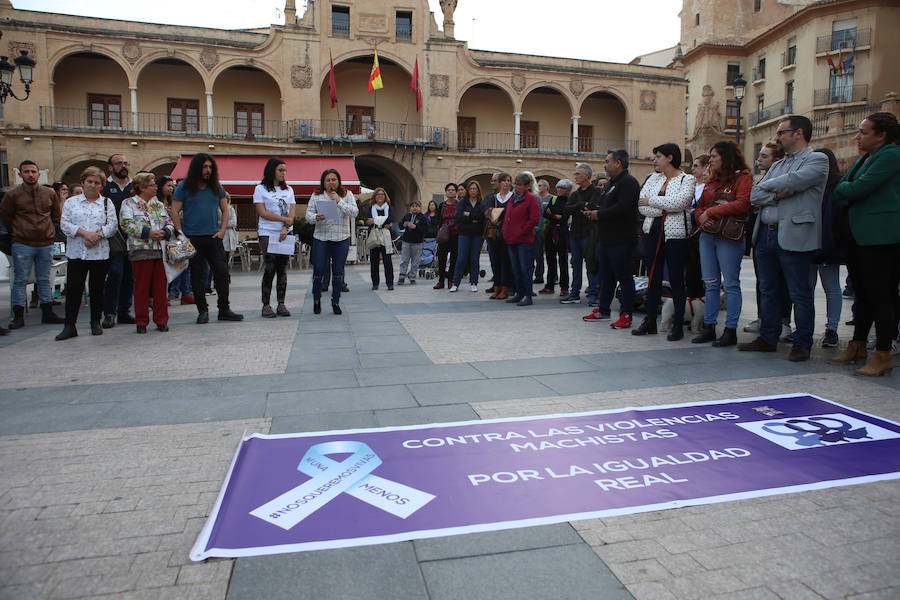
[468,52,686,85]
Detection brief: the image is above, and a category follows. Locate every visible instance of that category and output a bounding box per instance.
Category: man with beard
[1,160,65,329]
[101,154,136,328]
[170,154,243,323]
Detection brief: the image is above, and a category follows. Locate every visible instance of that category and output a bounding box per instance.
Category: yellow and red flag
[367,49,384,92]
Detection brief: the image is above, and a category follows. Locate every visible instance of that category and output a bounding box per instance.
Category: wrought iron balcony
[816,28,871,54]
[813,84,868,107]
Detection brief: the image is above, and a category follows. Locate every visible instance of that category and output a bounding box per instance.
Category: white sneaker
[449,285,458,292]
[892,337,900,356]
[780,323,793,342]
[743,319,760,333]
[470,284,478,292]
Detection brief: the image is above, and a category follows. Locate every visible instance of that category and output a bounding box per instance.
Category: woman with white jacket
[634,143,696,340]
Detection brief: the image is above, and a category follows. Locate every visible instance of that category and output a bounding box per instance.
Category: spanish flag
[367,49,384,92]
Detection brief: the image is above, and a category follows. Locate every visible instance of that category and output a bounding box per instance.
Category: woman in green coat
[828,112,900,376]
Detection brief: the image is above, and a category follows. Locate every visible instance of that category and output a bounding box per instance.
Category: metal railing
[451,131,638,158]
[289,118,447,147]
[812,102,880,137]
[747,99,791,127]
[813,84,868,107]
[40,106,291,140]
[752,66,765,81]
[781,47,797,68]
[816,28,871,53]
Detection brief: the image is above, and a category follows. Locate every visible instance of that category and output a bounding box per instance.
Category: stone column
[571,115,581,153]
[826,110,844,134]
[129,86,138,130]
[206,91,215,134]
[513,111,522,151]
[284,0,296,25]
[880,92,899,117]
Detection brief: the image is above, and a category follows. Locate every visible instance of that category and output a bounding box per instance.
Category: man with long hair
[170,154,243,323]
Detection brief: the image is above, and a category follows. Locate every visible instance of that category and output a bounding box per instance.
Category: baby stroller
[418,237,438,280]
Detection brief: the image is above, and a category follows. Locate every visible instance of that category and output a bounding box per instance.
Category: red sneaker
[582,308,610,322]
[181,295,195,305]
[538,287,555,295]
[559,288,569,296]
[611,313,632,329]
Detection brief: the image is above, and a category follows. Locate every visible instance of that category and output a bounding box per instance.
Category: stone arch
[55,156,109,185]
[49,45,135,87]
[319,49,414,89]
[134,51,211,90]
[354,154,421,217]
[519,82,576,115]
[578,85,631,122]
[142,156,180,177]
[456,78,517,112]
[211,59,284,100]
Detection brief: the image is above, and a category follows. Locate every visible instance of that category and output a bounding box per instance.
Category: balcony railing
[752,67,765,81]
[812,102,880,138]
[813,84,868,106]
[816,28,871,53]
[781,48,797,69]
[39,107,637,157]
[747,100,791,127]
[40,106,291,140]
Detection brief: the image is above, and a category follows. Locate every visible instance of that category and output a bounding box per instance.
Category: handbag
[482,206,505,241]
[700,185,747,241]
[164,232,197,263]
[436,223,450,244]
[366,227,385,250]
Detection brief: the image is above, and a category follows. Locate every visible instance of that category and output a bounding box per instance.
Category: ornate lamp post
[733,74,747,145]
[0,32,37,104]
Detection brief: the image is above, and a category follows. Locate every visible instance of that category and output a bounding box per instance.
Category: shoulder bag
[700,184,747,242]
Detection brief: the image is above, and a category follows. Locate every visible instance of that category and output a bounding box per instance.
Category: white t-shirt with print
[253,184,296,236]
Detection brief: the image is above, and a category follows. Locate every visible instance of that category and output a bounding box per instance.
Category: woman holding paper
[307,168,359,315]
[254,158,296,318]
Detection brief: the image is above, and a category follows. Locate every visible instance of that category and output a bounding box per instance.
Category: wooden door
[235,102,264,137]
[346,105,374,135]
[578,124,593,153]
[88,94,121,127]
[457,116,476,150]
[520,120,539,149]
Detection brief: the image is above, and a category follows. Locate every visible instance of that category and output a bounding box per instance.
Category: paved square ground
[1,258,897,599]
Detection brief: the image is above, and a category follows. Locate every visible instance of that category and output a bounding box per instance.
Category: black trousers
[437,234,458,282]
[65,258,110,326]
[641,229,687,321]
[187,235,231,312]
[846,239,900,351]
[259,236,289,305]
[370,246,394,286]
[684,234,703,299]
[544,230,569,289]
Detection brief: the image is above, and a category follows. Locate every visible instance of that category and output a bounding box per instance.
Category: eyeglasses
[775,127,798,136]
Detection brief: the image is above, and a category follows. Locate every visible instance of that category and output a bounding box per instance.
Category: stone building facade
[679,0,900,171]
[0,0,686,222]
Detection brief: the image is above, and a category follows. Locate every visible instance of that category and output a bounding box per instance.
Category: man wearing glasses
[101,153,136,328]
[740,116,828,362]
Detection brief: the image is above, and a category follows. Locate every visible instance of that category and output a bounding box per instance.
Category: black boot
[9,306,25,330]
[712,327,737,347]
[691,324,717,343]
[0,324,8,336]
[667,322,684,341]
[632,318,658,336]
[55,324,78,341]
[40,303,65,324]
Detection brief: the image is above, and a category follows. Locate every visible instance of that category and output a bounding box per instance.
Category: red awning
[168,155,361,197]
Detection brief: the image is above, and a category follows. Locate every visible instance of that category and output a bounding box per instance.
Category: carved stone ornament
[569,79,584,97]
[359,36,390,47]
[359,14,387,33]
[199,48,219,70]
[640,89,657,111]
[511,74,526,93]
[122,41,141,64]
[430,74,449,97]
[8,41,36,60]
[291,65,312,88]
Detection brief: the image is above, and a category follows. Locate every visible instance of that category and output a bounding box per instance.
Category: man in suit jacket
[740,115,829,361]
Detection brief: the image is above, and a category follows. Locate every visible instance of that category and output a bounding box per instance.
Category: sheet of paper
[317,199,340,221]
[266,235,295,256]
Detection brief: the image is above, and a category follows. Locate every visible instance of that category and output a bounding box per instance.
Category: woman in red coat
[503,172,541,306]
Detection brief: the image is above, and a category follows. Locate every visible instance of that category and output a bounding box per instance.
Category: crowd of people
[1,112,897,377]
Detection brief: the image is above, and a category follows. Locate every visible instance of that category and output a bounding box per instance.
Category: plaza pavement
[0,255,898,600]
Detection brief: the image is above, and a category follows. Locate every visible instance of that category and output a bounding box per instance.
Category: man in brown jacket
[0,160,65,329]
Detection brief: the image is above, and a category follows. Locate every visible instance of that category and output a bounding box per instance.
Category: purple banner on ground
[191,394,900,559]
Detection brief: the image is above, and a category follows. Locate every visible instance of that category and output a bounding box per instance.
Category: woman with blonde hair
[55,166,118,340]
[119,172,176,333]
[364,187,395,290]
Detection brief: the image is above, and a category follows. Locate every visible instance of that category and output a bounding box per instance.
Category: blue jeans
[169,266,193,297]
[507,242,534,299]
[453,234,483,285]
[312,238,350,305]
[103,254,134,317]
[11,243,53,307]
[699,232,744,328]
[569,236,587,295]
[755,227,815,348]
[810,263,841,332]
[597,241,634,315]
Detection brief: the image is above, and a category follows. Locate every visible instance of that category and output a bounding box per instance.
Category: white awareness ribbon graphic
[250,441,435,531]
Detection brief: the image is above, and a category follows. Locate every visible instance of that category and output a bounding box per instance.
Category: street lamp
[733,74,747,145]
[0,32,37,104]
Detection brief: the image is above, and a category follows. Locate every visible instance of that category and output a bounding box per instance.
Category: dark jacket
[423,212,441,238]
[594,171,640,245]
[833,143,900,246]
[0,184,60,247]
[456,198,485,237]
[564,184,596,239]
[400,212,428,243]
[544,193,569,245]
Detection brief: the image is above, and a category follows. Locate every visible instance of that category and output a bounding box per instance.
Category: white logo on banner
[737,413,900,450]
[250,441,435,530]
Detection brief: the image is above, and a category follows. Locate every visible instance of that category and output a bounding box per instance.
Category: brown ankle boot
[496,286,509,300]
[827,340,867,364]
[854,350,894,377]
[489,287,501,299]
